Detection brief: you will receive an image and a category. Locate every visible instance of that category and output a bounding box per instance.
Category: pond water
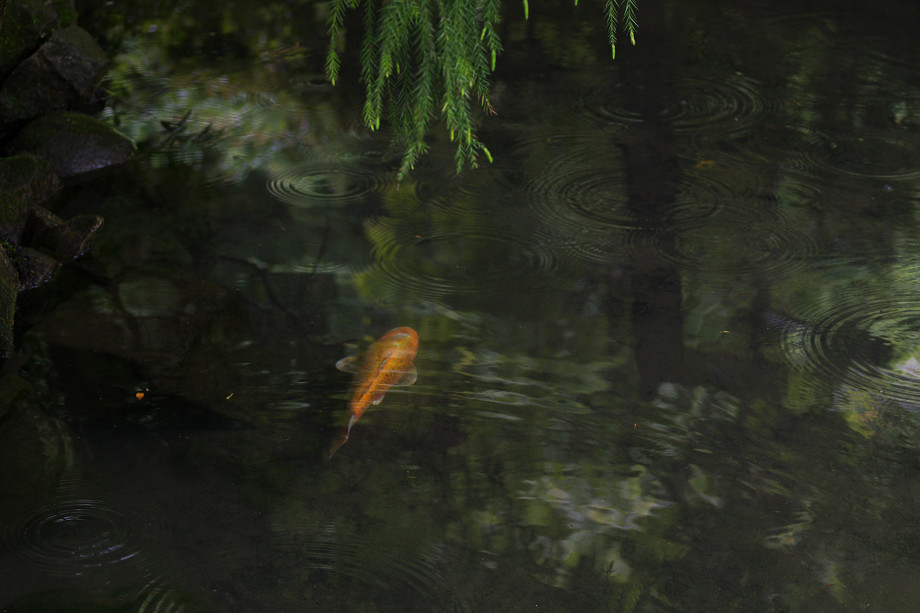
[3,0,920,610]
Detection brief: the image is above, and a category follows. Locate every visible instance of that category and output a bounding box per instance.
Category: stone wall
[0,0,134,357]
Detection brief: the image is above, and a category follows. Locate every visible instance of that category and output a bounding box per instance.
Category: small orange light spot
[694,160,715,170]
[135,392,145,400]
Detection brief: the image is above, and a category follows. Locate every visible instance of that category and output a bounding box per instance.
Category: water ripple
[361,220,563,302]
[266,158,393,207]
[271,518,475,612]
[6,497,155,577]
[511,131,636,264]
[635,198,820,279]
[528,153,632,228]
[412,149,523,202]
[790,129,920,181]
[220,220,376,276]
[448,348,615,426]
[515,135,793,266]
[770,284,920,408]
[580,70,777,142]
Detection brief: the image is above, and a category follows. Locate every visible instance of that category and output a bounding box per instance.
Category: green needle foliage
[326,0,638,178]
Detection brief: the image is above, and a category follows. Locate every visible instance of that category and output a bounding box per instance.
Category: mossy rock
[0,154,61,244]
[5,111,135,181]
[0,248,18,357]
[0,24,108,126]
[0,0,60,82]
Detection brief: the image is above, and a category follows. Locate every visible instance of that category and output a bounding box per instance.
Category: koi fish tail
[328,413,358,458]
[328,428,349,457]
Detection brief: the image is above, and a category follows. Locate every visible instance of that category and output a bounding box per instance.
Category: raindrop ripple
[636,198,820,279]
[581,70,777,142]
[366,222,562,302]
[7,498,154,576]
[271,518,475,612]
[772,288,920,408]
[791,129,920,181]
[267,159,392,207]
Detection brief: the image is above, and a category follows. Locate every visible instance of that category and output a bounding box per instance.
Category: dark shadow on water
[617,1,686,402]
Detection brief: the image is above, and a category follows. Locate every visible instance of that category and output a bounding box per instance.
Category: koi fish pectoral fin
[366,360,416,388]
[380,364,417,387]
[371,394,386,406]
[335,354,363,373]
[397,364,418,386]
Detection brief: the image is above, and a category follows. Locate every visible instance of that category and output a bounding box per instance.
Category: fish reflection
[330,327,419,457]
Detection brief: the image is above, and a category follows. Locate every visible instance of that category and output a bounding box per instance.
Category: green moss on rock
[0,24,108,125]
[0,247,19,357]
[0,154,60,243]
[0,0,60,81]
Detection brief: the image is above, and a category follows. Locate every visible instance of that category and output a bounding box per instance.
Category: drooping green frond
[359,0,378,88]
[324,0,350,85]
[404,0,437,157]
[326,0,501,177]
[605,0,620,57]
[480,0,503,71]
[359,0,381,127]
[603,0,639,58]
[622,0,639,45]
[326,0,637,177]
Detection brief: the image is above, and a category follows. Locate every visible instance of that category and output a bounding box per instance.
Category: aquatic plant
[325,0,640,178]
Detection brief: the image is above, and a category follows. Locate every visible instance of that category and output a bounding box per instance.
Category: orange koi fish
[329,327,419,457]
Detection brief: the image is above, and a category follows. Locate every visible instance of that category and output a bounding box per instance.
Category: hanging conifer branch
[326,0,637,178]
[601,0,639,57]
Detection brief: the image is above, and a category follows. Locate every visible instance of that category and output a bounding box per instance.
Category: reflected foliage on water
[3,0,920,611]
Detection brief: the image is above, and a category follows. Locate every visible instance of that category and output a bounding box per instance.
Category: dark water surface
[3,0,920,610]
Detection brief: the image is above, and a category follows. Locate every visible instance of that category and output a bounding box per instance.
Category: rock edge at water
[0,0,133,359]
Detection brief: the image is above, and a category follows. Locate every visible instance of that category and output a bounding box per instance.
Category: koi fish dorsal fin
[337,357,418,386]
[377,362,417,386]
